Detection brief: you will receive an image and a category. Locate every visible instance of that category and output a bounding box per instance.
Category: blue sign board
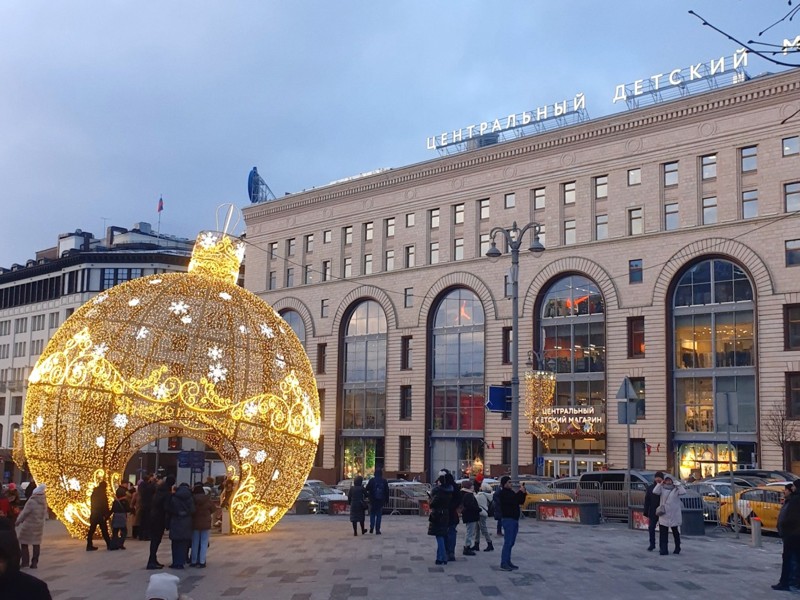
[178,450,206,469]
[485,385,511,412]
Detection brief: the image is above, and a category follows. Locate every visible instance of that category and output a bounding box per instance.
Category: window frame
[702,196,718,225]
[629,259,643,284]
[401,335,413,370]
[453,203,465,225]
[784,136,800,157]
[742,189,759,219]
[628,207,644,236]
[628,316,645,358]
[785,182,800,213]
[594,175,608,200]
[504,193,516,209]
[787,305,800,350]
[628,168,641,186]
[479,198,490,220]
[533,187,546,210]
[665,202,679,231]
[741,145,758,173]
[595,214,608,240]
[563,181,576,205]
[788,240,800,267]
[701,154,717,180]
[663,161,679,187]
[787,372,800,419]
[564,219,576,245]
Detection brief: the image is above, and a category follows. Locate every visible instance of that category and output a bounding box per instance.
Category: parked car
[546,476,581,498]
[687,481,743,522]
[289,488,319,514]
[716,469,799,482]
[520,481,573,516]
[303,482,347,513]
[717,485,784,532]
[703,476,768,488]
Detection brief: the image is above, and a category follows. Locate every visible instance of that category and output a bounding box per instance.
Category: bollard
[751,517,762,548]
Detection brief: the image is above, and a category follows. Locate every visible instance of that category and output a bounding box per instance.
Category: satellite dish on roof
[248,167,276,203]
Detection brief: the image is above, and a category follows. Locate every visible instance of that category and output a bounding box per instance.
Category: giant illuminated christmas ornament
[523,370,557,448]
[20,219,320,538]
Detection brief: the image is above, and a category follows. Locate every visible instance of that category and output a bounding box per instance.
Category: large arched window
[539,275,606,476]
[672,259,756,479]
[341,300,387,479]
[280,310,306,347]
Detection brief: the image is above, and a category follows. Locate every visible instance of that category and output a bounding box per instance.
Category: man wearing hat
[643,471,665,551]
[497,476,527,571]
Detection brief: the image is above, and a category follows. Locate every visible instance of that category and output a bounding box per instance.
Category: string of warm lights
[18,230,320,538]
[523,370,556,448]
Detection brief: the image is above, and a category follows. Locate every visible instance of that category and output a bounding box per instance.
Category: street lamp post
[486,221,545,481]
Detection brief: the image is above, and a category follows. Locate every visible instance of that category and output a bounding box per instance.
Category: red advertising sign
[328,500,350,516]
[631,509,650,530]
[538,504,580,523]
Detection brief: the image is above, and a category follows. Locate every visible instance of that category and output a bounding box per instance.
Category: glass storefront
[676,442,756,480]
[343,437,384,480]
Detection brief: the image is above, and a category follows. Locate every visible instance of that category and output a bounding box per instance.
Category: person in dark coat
[138,475,156,541]
[146,475,175,570]
[459,479,480,556]
[365,468,390,534]
[190,482,215,567]
[443,470,462,562]
[347,476,368,536]
[427,473,452,565]
[0,530,52,599]
[167,483,195,569]
[774,481,800,590]
[86,480,113,551]
[642,471,664,551]
[492,485,503,536]
[110,487,130,550]
[498,476,527,571]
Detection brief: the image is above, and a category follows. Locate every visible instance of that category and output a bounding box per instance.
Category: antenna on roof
[248,167,276,203]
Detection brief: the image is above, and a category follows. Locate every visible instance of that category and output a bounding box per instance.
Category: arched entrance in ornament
[20,230,320,538]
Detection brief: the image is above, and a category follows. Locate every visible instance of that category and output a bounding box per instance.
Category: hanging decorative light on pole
[485,221,545,481]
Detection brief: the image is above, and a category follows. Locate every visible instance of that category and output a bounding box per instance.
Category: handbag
[655,489,672,517]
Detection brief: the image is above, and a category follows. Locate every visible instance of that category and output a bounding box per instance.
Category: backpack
[373,480,385,501]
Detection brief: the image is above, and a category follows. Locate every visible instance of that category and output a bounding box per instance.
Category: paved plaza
[28,515,783,600]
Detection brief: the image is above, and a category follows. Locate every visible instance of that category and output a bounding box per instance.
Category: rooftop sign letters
[534,405,605,438]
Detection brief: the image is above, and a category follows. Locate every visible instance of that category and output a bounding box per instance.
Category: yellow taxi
[521,481,573,516]
[717,485,784,532]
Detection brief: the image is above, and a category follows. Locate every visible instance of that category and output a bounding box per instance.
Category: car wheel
[728,513,748,533]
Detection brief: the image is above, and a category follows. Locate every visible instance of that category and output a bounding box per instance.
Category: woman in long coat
[347,476,367,536]
[653,475,686,555]
[16,483,47,568]
[190,482,215,567]
[167,483,195,569]
[428,474,453,565]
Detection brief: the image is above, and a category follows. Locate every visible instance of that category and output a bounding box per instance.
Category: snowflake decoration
[239,447,250,459]
[272,469,281,481]
[260,323,275,338]
[244,401,258,418]
[199,232,218,249]
[239,325,249,335]
[208,362,228,383]
[30,416,44,434]
[149,278,162,285]
[219,292,232,301]
[135,327,149,340]
[181,315,192,324]
[113,414,129,429]
[207,346,224,361]
[169,300,189,315]
[275,353,286,370]
[255,450,267,463]
[93,294,108,305]
[128,298,140,307]
[96,436,106,448]
[153,383,169,400]
[64,477,81,492]
[92,343,109,358]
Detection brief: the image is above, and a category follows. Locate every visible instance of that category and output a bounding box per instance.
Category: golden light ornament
[21,224,320,539]
[523,370,557,448]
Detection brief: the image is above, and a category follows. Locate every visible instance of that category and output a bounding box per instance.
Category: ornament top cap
[188,230,244,284]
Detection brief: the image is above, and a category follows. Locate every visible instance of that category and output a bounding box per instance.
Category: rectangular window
[14,318,27,334]
[505,193,516,209]
[628,168,641,186]
[741,145,758,172]
[406,213,415,227]
[788,373,800,418]
[564,220,576,245]
[343,257,352,278]
[628,208,643,235]
[286,267,294,287]
[628,316,645,358]
[322,260,331,282]
[399,436,411,472]
[701,154,717,180]
[323,230,332,244]
[400,386,412,420]
[48,312,59,329]
[702,196,718,225]
[453,203,465,225]
[31,315,45,331]
[13,342,26,358]
[537,224,546,248]
[429,242,439,264]
[785,182,800,213]
[629,259,643,284]
[401,336,413,370]
[304,234,314,253]
[784,136,800,157]
[429,208,440,229]
[502,326,512,365]
[404,287,413,308]
[321,299,329,318]
[533,187,545,210]
[364,222,374,241]
[0,397,4,415]
[385,217,395,237]
[665,202,679,230]
[0,345,8,359]
[363,254,373,275]
[595,214,608,240]
[303,265,313,284]
[0,321,10,336]
[742,190,758,219]
[663,161,679,187]
[563,181,576,205]
[479,234,491,256]
[167,436,181,451]
[453,238,464,260]
[317,343,327,374]
[11,396,23,415]
[344,226,353,245]
[787,305,800,350]
[385,250,395,271]
[595,175,608,200]
[501,437,511,465]
[630,377,646,418]
[404,245,415,268]
[30,339,43,356]
[479,198,490,220]
[268,242,278,259]
[787,239,800,267]
[287,238,296,256]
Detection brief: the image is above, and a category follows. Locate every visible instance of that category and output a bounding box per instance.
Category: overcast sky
[0,1,794,265]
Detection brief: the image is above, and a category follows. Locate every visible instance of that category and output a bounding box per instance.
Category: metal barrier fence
[575,481,706,523]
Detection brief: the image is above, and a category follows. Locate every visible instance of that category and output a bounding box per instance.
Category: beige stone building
[243,68,800,482]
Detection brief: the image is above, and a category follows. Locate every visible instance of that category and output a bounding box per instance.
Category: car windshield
[524,483,551,494]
